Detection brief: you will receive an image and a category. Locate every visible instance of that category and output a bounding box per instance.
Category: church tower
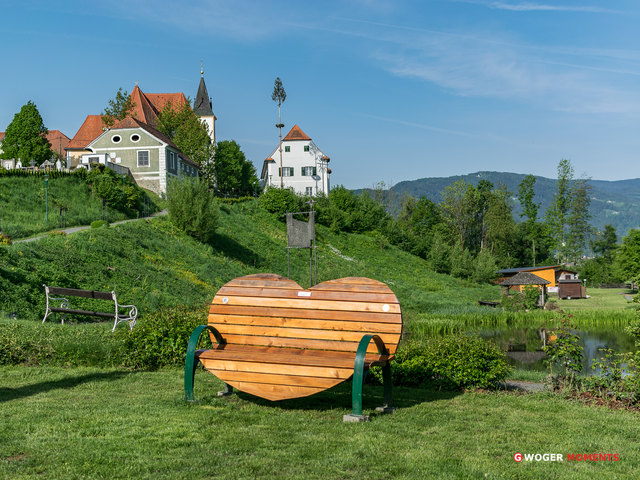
[193,63,216,144]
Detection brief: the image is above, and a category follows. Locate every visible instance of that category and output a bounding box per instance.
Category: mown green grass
[1,366,638,479]
[555,288,636,311]
[0,175,163,238]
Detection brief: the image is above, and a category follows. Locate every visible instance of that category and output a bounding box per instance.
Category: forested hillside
[389,171,640,236]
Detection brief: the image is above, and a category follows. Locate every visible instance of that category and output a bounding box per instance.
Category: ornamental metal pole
[44,174,49,222]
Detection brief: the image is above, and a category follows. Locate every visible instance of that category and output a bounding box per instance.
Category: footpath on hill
[14,210,168,244]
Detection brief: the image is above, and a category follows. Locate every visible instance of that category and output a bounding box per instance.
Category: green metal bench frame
[184,325,394,421]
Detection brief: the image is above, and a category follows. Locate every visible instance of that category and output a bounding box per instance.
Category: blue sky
[1,0,639,188]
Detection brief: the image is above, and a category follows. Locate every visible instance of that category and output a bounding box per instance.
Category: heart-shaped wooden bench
[185,274,403,421]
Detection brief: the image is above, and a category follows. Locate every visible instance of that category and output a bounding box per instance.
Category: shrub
[371,334,511,389]
[0,321,55,365]
[167,177,219,242]
[114,305,212,369]
[258,187,304,218]
[90,220,108,229]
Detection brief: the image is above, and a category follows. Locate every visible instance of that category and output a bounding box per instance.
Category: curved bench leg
[217,383,234,397]
[343,334,394,422]
[184,325,226,402]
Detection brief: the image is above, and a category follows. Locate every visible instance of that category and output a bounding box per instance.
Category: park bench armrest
[184,325,226,401]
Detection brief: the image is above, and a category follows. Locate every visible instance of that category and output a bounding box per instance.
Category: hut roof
[499,271,550,286]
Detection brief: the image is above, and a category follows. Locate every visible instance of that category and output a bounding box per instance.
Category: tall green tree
[517,174,540,265]
[101,87,135,127]
[566,177,592,262]
[592,224,617,259]
[0,101,53,165]
[212,140,259,197]
[440,180,475,249]
[155,101,215,184]
[616,229,640,282]
[545,159,574,263]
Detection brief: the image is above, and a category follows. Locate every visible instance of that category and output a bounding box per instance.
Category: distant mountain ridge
[389,171,640,237]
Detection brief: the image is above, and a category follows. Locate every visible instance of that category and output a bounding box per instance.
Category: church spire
[194,64,214,116]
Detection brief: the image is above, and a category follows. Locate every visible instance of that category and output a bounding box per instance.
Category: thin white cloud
[456,1,621,13]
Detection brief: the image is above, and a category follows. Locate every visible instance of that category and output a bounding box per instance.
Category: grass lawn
[1,366,638,479]
[555,288,636,312]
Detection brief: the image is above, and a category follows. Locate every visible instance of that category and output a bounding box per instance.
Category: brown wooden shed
[558,279,586,299]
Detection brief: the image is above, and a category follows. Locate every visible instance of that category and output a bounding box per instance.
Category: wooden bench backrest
[209,274,402,354]
[47,286,114,301]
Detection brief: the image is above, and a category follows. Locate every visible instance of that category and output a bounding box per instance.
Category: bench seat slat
[220,334,397,354]
[221,381,326,401]
[226,278,393,294]
[217,286,399,304]
[201,358,353,379]
[47,287,113,300]
[212,314,403,333]
[210,370,345,389]
[212,295,401,314]
[49,307,115,318]
[212,324,401,344]
[196,345,389,368]
[209,305,402,324]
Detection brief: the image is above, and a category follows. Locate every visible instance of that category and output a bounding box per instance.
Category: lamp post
[44,174,49,223]
[122,175,126,200]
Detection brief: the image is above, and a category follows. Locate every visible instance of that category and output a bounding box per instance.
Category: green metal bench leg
[184,325,226,402]
[343,334,394,422]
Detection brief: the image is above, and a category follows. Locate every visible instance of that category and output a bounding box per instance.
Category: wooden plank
[49,308,115,318]
[212,295,401,314]
[209,370,347,389]
[324,277,386,285]
[219,334,399,355]
[197,346,387,368]
[209,305,402,324]
[197,344,391,362]
[47,287,113,300]
[211,314,403,334]
[201,358,353,379]
[213,324,401,345]
[220,381,326,401]
[223,278,393,294]
[216,286,398,304]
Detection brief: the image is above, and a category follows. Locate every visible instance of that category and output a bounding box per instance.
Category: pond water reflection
[476,327,637,373]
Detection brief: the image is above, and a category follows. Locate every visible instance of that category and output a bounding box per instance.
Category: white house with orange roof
[261,124,331,196]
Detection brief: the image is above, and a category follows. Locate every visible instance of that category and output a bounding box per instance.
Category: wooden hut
[558,279,586,299]
[499,272,550,307]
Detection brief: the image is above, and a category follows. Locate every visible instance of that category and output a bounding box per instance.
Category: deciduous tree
[0,101,53,165]
[101,87,135,127]
[212,140,259,197]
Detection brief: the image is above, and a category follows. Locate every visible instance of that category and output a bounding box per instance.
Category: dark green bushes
[167,177,219,242]
[371,334,511,389]
[258,187,305,217]
[115,305,211,369]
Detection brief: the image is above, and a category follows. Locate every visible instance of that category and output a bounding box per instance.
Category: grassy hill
[0,173,163,238]
[389,171,640,236]
[0,200,499,331]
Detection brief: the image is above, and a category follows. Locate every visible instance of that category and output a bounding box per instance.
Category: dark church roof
[194,75,214,117]
[499,272,550,286]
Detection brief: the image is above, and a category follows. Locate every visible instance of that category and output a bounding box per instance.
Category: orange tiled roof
[146,92,189,112]
[67,115,106,150]
[283,124,311,141]
[129,85,160,124]
[0,132,5,143]
[46,130,70,156]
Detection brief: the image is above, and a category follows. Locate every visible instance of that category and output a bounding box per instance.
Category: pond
[476,326,637,374]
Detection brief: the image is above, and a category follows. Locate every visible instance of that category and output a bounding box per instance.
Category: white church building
[261,125,331,196]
